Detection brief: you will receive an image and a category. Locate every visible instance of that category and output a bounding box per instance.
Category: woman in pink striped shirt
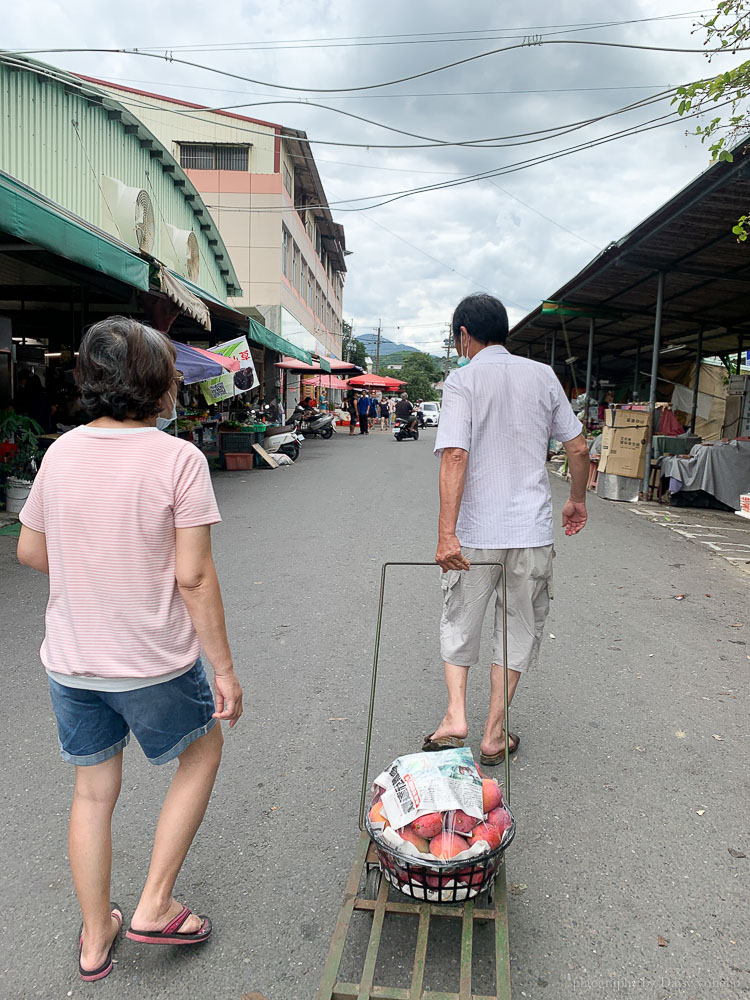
[18,317,243,982]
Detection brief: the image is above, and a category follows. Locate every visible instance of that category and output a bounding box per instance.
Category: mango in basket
[410,812,444,838]
[399,827,430,853]
[369,801,389,827]
[430,832,469,859]
[487,806,512,835]
[468,822,503,851]
[482,779,503,813]
[448,809,479,834]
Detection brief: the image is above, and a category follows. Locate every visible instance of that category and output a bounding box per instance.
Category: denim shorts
[48,658,217,766]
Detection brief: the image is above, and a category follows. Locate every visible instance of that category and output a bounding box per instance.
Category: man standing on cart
[426,293,590,766]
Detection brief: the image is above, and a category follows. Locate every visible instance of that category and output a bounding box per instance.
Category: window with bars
[180,144,249,171]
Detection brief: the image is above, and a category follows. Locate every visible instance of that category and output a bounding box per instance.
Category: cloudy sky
[4,1,743,353]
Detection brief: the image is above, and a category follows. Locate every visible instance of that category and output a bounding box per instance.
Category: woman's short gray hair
[75,316,177,421]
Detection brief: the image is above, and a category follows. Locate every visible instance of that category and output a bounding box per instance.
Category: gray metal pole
[585,318,595,427]
[642,271,665,497]
[550,329,556,370]
[690,326,704,434]
[632,345,640,400]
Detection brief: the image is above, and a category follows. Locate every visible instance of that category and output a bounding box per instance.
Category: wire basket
[364,812,515,904]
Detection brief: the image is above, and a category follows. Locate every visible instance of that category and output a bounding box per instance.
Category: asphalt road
[1,426,748,1000]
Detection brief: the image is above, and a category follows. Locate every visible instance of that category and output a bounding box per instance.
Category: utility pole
[443,324,452,379]
[375,319,382,375]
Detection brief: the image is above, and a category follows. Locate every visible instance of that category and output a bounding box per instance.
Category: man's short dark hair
[76,316,177,421]
[451,294,509,346]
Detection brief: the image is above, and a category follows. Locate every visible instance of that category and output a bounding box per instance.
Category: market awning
[169,340,240,384]
[0,169,150,292]
[159,267,211,330]
[248,318,312,366]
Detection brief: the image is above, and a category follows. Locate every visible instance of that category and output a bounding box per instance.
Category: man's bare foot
[480,730,519,758]
[131,898,204,935]
[429,715,468,743]
[80,910,121,972]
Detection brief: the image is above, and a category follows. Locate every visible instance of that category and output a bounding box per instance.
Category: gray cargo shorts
[439,545,554,673]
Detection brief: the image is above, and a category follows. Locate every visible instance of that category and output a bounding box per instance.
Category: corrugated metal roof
[508,140,750,374]
[0,52,241,300]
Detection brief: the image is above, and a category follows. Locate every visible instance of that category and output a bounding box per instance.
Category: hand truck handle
[359,561,510,831]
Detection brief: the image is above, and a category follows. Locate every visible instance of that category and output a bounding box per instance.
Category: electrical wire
[7,36,746,95]
[130,11,712,53]
[170,88,675,149]
[486,180,601,251]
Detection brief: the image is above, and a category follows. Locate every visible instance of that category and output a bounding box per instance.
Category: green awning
[0,170,150,291]
[248,317,312,365]
[319,358,332,373]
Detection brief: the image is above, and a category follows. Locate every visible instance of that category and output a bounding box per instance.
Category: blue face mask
[156,391,177,431]
[457,334,471,367]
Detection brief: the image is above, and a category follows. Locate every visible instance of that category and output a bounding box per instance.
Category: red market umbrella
[346,374,407,389]
[302,375,350,390]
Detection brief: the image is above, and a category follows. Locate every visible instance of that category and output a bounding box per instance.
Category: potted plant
[0,409,44,514]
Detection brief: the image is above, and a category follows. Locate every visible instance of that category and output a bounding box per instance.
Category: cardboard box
[598,424,650,479]
[604,408,652,430]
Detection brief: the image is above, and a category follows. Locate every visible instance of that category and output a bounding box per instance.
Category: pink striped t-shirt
[20,426,221,682]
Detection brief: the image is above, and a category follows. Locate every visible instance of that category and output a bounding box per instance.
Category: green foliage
[673,1,750,238]
[398,352,442,401]
[0,409,43,481]
[341,321,368,368]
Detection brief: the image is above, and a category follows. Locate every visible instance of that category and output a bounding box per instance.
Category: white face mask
[156,391,177,431]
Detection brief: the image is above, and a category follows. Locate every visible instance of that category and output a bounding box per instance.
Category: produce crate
[224,453,255,471]
[218,432,258,455]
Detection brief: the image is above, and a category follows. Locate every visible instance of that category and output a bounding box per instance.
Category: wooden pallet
[317,832,511,1000]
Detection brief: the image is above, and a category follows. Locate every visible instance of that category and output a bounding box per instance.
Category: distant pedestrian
[388,397,397,426]
[358,392,371,435]
[17,316,242,982]
[369,394,379,429]
[346,388,358,435]
[380,396,390,430]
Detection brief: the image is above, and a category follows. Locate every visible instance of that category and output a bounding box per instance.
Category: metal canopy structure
[509,140,750,381]
[508,139,750,494]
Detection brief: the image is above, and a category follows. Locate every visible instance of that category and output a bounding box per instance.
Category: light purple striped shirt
[434,345,582,548]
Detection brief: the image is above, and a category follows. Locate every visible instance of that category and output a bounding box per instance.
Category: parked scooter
[252,405,304,462]
[290,404,335,439]
[393,415,420,441]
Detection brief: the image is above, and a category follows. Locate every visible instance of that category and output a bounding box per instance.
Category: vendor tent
[302,375,350,390]
[169,341,240,384]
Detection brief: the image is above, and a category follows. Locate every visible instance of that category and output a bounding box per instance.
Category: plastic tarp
[0,170,149,291]
[169,340,239,384]
[159,267,211,329]
[662,440,750,509]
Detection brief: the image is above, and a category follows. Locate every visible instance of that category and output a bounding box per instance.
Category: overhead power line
[6,36,746,95]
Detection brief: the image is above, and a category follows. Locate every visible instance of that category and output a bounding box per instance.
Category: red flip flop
[78,903,123,982]
[126,905,212,945]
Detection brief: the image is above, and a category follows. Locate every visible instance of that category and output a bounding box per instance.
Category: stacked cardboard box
[598,408,652,479]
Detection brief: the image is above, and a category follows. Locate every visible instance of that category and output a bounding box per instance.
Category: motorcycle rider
[395,392,418,431]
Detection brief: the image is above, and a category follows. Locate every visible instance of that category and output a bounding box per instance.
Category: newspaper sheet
[373,748,483,831]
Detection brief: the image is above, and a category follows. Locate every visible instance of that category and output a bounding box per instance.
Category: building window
[282,163,293,195]
[315,283,320,319]
[306,216,315,243]
[292,242,300,291]
[180,144,249,171]
[282,226,290,279]
[315,229,322,259]
[307,273,313,309]
[300,261,307,299]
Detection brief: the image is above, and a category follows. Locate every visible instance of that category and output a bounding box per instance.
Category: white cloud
[3,0,741,352]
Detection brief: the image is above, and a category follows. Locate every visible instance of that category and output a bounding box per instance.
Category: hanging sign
[199,336,259,405]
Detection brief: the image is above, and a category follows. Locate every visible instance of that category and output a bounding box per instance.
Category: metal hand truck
[317,562,514,1000]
